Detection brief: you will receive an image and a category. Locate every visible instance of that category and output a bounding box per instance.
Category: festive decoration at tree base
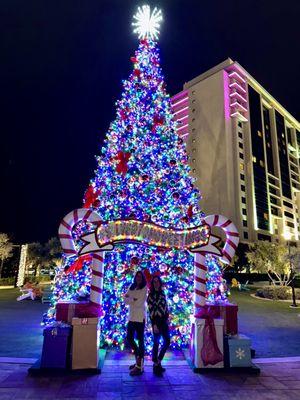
[195,303,238,335]
[71,317,100,370]
[56,301,103,324]
[225,334,252,368]
[41,323,72,369]
[190,317,224,369]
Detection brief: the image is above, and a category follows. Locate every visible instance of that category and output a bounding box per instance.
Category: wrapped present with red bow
[195,303,238,335]
[190,306,224,369]
[56,301,103,324]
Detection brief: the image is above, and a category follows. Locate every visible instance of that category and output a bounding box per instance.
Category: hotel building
[171,59,300,244]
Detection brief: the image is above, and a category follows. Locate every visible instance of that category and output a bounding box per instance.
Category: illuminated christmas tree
[45,5,227,350]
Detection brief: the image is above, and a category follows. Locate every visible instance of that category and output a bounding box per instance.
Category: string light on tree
[132,5,163,40]
[17,244,28,287]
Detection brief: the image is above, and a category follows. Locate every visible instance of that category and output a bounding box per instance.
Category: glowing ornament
[132,5,163,40]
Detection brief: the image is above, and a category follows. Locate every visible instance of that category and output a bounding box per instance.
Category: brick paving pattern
[0,356,300,400]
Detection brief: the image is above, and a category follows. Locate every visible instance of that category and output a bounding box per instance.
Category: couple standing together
[123,271,170,377]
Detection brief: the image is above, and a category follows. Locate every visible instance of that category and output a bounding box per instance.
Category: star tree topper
[132,5,163,40]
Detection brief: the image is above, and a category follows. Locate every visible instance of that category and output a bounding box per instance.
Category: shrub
[256,285,300,300]
[0,277,15,286]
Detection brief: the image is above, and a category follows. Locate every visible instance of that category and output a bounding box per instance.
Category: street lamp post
[283,232,298,308]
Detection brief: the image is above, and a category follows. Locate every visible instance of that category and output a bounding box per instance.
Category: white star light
[235,348,245,360]
[132,5,163,40]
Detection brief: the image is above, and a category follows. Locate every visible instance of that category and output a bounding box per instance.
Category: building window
[260,160,265,168]
[192,159,196,162]
[240,163,244,171]
[243,220,248,227]
[238,132,243,139]
[283,200,293,208]
[258,131,262,137]
[241,184,245,192]
[192,118,195,122]
[242,208,247,215]
[239,142,244,149]
[240,173,245,181]
[192,168,196,173]
[242,197,246,204]
[284,210,294,219]
[263,213,269,220]
[257,233,271,241]
[192,139,196,143]
[238,121,243,128]
[244,232,249,239]
[239,152,244,160]
[192,99,196,104]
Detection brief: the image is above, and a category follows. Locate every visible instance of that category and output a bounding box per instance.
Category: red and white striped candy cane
[193,214,239,311]
[194,253,207,309]
[58,208,102,256]
[90,253,104,306]
[203,214,239,265]
[58,208,105,307]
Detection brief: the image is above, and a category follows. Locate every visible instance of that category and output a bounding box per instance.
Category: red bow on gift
[115,151,131,175]
[66,254,93,274]
[196,306,224,367]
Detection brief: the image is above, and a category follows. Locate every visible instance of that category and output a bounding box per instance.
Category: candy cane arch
[193,214,239,311]
[58,208,111,307]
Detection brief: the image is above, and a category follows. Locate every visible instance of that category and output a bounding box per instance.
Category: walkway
[0,352,300,399]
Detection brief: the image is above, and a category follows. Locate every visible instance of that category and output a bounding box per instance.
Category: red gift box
[56,301,103,324]
[195,303,238,335]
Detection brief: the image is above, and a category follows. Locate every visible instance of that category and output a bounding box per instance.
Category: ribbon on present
[196,306,224,366]
[76,303,104,318]
[190,322,195,362]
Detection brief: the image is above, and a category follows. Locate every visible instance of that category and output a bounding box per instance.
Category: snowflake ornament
[235,348,245,360]
[132,5,163,40]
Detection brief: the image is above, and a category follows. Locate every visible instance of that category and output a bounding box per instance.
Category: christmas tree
[45,5,227,351]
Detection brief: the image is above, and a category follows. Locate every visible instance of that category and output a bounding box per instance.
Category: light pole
[283,231,298,308]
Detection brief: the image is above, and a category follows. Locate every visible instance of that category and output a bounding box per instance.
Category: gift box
[41,324,72,369]
[196,303,238,335]
[56,301,102,324]
[71,317,100,370]
[225,334,252,368]
[190,318,224,369]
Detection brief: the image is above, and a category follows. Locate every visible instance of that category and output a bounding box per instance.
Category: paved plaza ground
[1,356,300,399]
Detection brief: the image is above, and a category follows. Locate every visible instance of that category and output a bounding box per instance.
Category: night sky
[1,0,299,244]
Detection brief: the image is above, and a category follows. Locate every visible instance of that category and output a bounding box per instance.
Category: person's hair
[130,270,147,290]
[150,275,164,294]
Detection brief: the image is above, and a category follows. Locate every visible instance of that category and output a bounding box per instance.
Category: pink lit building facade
[172,59,300,245]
